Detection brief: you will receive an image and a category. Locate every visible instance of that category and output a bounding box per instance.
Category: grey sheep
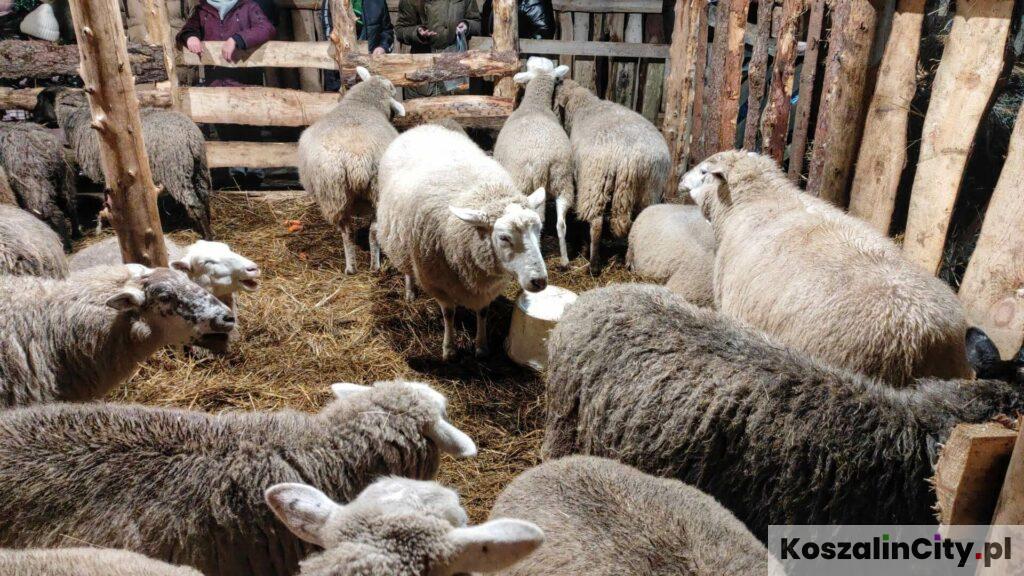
[554,79,670,274]
[54,90,212,239]
[681,150,971,386]
[0,548,201,576]
[626,203,714,307]
[0,204,69,278]
[266,476,543,575]
[0,265,234,407]
[0,379,477,576]
[494,57,574,266]
[0,122,78,248]
[298,66,404,275]
[490,456,784,576]
[0,164,16,204]
[544,283,1024,540]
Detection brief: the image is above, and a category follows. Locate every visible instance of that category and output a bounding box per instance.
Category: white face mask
[207,0,240,20]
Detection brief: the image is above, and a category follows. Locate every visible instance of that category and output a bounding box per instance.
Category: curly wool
[695,150,970,386]
[0,548,201,576]
[554,79,669,237]
[0,204,68,279]
[0,381,445,576]
[491,456,783,576]
[544,283,1024,540]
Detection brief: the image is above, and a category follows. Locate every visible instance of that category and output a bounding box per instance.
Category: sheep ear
[106,287,146,311]
[331,382,371,400]
[553,65,570,79]
[426,418,477,458]
[513,71,533,84]
[449,206,490,229]
[265,483,341,546]
[171,259,191,273]
[355,66,372,82]
[390,98,406,117]
[443,519,544,574]
[526,188,546,210]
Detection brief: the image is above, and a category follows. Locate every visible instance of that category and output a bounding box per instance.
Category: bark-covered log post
[67,0,168,267]
[662,0,705,200]
[492,0,519,99]
[329,0,358,94]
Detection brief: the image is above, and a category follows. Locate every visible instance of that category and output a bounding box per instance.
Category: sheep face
[171,240,260,300]
[967,327,1024,385]
[105,267,235,346]
[354,66,406,119]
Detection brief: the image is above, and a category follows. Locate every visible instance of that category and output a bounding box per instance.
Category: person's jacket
[176,0,276,87]
[482,0,555,39]
[395,0,481,53]
[320,0,395,53]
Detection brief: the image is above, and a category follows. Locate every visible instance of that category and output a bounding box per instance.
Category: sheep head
[171,240,260,301]
[353,65,406,119]
[513,57,570,84]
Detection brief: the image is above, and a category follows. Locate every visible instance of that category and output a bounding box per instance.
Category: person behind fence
[480,0,555,40]
[320,0,395,92]
[395,0,481,97]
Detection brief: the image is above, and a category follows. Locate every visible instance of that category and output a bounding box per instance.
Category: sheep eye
[156,292,173,303]
[498,235,513,246]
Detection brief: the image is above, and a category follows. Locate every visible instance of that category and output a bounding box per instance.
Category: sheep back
[70,236,184,272]
[139,110,212,238]
[0,123,78,246]
[0,548,202,576]
[0,204,69,278]
[626,203,713,283]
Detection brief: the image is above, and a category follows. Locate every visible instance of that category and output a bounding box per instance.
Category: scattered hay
[94,193,640,522]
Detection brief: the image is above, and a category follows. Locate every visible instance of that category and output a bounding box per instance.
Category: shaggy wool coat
[0,204,68,279]
[0,548,201,576]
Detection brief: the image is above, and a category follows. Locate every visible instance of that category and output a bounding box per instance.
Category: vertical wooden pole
[787,0,824,182]
[492,0,518,99]
[573,13,596,91]
[805,0,877,207]
[640,13,666,123]
[662,0,705,199]
[760,0,803,162]
[68,0,168,267]
[606,13,628,104]
[142,0,183,111]
[847,0,925,233]
[292,9,324,92]
[741,0,773,151]
[558,11,574,68]
[329,0,358,94]
[687,4,709,165]
[702,0,748,155]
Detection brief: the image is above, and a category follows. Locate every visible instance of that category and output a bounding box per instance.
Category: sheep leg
[368,222,381,273]
[440,302,456,361]
[556,196,570,268]
[474,307,489,358]
[588,218,603,276]
[340,223,357,275]
[404,275,416,302]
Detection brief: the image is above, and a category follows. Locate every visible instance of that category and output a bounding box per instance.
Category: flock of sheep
[0,54,1021,575]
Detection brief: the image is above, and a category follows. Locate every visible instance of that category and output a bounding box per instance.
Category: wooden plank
[702,0,748,156]
[805,0,877,207]
[848,0,925,232]
[605,13,628,104]
[558,11,575,68]
[934,422,1018,527]
[0,39,168,83]
[207,142,298,169]
[573,13,596,91]
[640,13,666,123]
[980,424,1024,575]
[68,0,168,267]
[519,38,669,59]
[902,0,1013,275]
[687,2,710,165]
[186,86,338,125]
[291,9,323,92]
[492,0,519,99]
[787,0,824,182]
[662,0,704,199]
[741,0,773,150]
[0,87,42,109]
[959,104,1024,358]
[759,0,802,162]
[552,0,661,13]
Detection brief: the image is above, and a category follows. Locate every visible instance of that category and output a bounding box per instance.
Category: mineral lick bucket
[505,285,578,371]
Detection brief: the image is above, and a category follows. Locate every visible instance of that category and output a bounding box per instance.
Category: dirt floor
[93,193,639,522]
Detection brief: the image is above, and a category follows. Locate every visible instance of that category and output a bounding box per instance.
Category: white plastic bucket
[505,285,578,371]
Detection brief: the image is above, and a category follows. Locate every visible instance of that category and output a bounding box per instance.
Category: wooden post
[573,13,596,91]
[558,11,574,68]
[606,13,628,104]
[687,4,709,165]
[934,422,1019,527]
[329,0,358,94]
[759,0,803,162]
[142,0,184,111]
[805,0,877,207]
[702,0,748,155]
[978,424,1024,576]
[67,0,168,267]
[787,0,824,182]
[959,104,1024,358]
[640,13,666,123]
[492,0,519,99]
[902,0,1013,275]
[847,0,924,229]
[292,10,323,92]
[662,0,705,199]
[741,0,773,151]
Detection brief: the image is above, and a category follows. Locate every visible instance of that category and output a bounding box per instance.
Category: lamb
[0,548,201,576]
[0,265,234,407]
[626,203,715,307]
[377,123,548,360]
[0,122,78,248]
[266,476,544,575]
[0,204,69,279]
[490,456,783,576]
[681,150,971,386]
[297,66,405,274]
[48,89,212,239]
[554,79,670,274]
[0,379,476,576]
[494,57,574,266]
[544,283,1024,540]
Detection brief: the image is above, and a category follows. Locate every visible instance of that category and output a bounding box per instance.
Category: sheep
[0,379,477,576]
[377,123,548,360]
[0,204,69,279]
[297,66,405,275]
[966,327,1024,384]
[48,89,212,239]
[494,57,574,266]
[0,548,202,576]
[544,283,1024,540]
[266,476,544,575]
[0,265,234,407]
[490,456,783,576]
[680,150,971,387]
[0,122,78,248]
[553,79,670,274]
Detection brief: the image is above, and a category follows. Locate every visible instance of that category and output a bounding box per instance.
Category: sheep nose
[245,265,260,275]
[529,277,547,292]
[212,314,236,332]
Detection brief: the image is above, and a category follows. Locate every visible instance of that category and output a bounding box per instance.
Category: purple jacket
[176,0,276,87]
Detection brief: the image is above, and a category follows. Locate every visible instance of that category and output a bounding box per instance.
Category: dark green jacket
[395,0,481,53]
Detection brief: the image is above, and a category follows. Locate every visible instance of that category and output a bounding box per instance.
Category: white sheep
[0,548,201,576]
[681,150,971,386]
[626,202,714,280]
[0,265,234,407]
[298,66,405,274]
[494,57,574,266]
[0,380,477,576]
[377,123,548,360]
[266,476,544,575]
[554,79,671,274]
[0,204,69,278]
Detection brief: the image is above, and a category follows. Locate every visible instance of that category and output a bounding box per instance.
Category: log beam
[142,0,183,111]
[207,142,298,169]
[67,0,167,267]
[0,39,168,83]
